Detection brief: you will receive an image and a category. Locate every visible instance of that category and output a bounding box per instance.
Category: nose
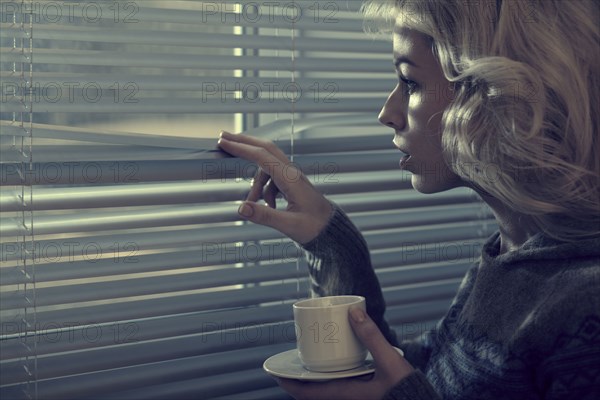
[378,85,407,131]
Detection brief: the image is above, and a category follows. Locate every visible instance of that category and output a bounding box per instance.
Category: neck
[475,190,537,255]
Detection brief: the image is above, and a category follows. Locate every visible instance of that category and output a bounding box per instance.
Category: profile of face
[379,21,464,193]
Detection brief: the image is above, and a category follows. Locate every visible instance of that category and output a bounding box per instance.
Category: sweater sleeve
[298,202,445,399]
[298,202,398,346]
[535,283,600,399]
[540,319,600,399]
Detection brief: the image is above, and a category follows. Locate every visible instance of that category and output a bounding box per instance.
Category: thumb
[349,307,413,377]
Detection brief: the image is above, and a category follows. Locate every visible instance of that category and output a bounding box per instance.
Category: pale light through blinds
[0,1,495,399]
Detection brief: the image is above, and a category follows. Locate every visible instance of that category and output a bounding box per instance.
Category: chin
[410,174,464,194]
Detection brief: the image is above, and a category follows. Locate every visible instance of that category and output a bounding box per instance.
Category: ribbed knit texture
[300,203,600,399]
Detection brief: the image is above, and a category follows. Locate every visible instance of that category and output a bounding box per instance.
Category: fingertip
[238,202,254,218]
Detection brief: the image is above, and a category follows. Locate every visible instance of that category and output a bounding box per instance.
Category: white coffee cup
[293,295,367,372]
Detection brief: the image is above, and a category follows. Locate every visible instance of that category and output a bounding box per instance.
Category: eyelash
[398,75,418,96]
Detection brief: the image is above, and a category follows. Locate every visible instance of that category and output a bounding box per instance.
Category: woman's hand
[276,307,415,400]
[217,131,333,245]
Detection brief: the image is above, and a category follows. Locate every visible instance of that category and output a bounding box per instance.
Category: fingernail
[350,307,366,323]
[238,203,254,218]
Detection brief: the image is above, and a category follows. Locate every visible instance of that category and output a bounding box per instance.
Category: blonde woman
[217,0,600,399]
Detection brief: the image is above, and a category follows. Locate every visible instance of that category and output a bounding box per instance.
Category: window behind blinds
[0,1,496,399]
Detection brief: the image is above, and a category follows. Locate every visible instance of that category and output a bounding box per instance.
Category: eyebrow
[393,56,418,68]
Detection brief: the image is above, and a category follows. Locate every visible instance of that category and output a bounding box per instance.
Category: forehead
[392,23,433,64]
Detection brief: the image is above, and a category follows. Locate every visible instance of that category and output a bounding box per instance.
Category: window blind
[0,1,496,399]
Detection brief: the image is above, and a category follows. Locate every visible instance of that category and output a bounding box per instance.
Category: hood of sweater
[481,230,600,267]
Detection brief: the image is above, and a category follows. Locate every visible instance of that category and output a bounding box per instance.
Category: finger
[248,169,271,203]
[220,131,290,164]
[263,178,281,208]
[237,201,303,239]
[348,307,410,374]
[217,138,295,196]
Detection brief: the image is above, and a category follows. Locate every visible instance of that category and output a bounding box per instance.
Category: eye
[399,75,418,96]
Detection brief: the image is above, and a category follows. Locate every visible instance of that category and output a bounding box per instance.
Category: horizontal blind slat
[0,120,223,149]
[1,243,301,285]
[375,249,483,277]
[1,213,492,266]
[0,135,397,165]
[1,296,454,384]
[334,189,480,211]
[98,368,276,400]
[1,204,240,236]
[2,233,488,318]
[1,270,462,359]
[0,180,473,213]
[2,280,459,360]
[0,97,386,114]
[0,2,492,398]
[1,303,296,360]
[12,256,472,333]
[2,1,367,31]
[0,345,293,400]
[0,262,303,310]
[0,48,390,72]
[1,152,404,185]
[3,24,389,53]
[1,220,487,310]
[1,317,299,385]
[1,230,479,286]
[0,318,296,385]
[11,282,311,334]
[1,201,489,237]
[0,73,395,92]
[366,221,497,251]
[1,223,285,263]
[0,118,386,148]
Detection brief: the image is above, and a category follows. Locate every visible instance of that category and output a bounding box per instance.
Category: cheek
[409,106,444,149]
[409,94,446,127]
[415,93,451,144]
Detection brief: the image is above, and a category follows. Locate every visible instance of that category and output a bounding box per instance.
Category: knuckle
[264,140,278,153]
[255,147,270,159]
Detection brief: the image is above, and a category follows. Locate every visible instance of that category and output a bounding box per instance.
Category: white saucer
[263,347,404,381]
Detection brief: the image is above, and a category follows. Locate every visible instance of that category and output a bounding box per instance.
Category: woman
[218,0,600,399]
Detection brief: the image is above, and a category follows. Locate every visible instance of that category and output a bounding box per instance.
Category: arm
[217,132,439,399]
[539,324,600,399]
[536,280,600,399]
[299,202,398,347]
[298,202,443,400]
[301,202,441,371]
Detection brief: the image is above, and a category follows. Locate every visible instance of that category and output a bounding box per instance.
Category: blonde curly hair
[363,0,600,241]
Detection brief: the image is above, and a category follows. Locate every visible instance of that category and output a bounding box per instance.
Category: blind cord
[290,1,302,299]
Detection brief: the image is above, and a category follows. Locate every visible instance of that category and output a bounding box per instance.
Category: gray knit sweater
[301,204,600,399]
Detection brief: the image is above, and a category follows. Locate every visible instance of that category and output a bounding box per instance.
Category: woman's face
[379,23,464,193]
